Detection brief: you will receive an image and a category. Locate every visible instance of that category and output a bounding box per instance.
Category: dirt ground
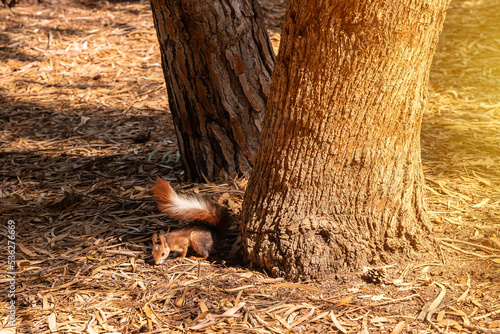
[1,0,499,333]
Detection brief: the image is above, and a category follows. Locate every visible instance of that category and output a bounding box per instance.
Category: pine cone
[361,266,388,285]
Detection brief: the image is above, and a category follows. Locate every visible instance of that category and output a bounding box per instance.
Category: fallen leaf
[437,319,462,330]
[429,282,446,311]
[143,303,155,331]
[436,309,446,322]
[472,198,490,208]
[221,302,245,316]
[47,313,57,332]
[334,295,353,307]
[175,287,187,307]
[17,243,37,257]
[224,284,255,292]
[330,311,347,334]
[199,300,208,313]
[391,321,406,334]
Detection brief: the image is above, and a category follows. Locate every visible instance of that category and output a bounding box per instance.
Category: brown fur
[151,177,230,264]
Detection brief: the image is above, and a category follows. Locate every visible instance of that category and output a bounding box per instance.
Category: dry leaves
[1,0,499,333]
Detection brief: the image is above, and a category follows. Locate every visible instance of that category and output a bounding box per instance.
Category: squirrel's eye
[162,252,165,256]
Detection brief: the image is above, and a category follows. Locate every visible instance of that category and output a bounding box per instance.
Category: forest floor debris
[1,0,499,333]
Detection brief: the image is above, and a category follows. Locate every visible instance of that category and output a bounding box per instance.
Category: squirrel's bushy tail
[151,177,230,231]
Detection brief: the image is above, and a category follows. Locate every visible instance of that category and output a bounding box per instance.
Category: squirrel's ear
[152,233,158,245]
[159,234,166,246]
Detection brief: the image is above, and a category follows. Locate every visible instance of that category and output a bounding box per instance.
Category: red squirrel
[150,177,230,264]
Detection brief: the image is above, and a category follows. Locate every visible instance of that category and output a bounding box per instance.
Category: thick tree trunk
[150,0,274,181]
[240,0,451,279]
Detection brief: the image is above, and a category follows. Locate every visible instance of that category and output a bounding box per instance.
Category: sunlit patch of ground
[0,0,498,333]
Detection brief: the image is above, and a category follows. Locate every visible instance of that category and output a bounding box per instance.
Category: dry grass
[0,0,499,333]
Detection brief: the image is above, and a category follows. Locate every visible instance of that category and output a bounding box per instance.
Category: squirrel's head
[152,233,170,265]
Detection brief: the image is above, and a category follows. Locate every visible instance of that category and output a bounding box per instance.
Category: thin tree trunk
[240,0,451,279]
[150,0,275,181]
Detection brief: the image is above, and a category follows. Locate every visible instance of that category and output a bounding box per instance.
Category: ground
[0,0,499,333]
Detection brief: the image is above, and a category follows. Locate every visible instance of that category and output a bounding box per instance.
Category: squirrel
[150,177,230,264]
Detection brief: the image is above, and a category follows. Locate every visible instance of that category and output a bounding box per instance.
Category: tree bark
[150,0,274,181]
[240,0,451,279]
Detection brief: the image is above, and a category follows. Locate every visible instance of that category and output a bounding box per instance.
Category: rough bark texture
[240,0,451,280]
[150,0,274,181]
